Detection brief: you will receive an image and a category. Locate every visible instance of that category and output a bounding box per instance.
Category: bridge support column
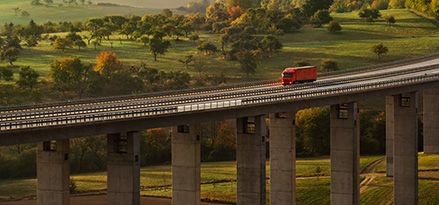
[386,96,394,177]
[269,112,296,205]
[424,88,439,154]
[107,132,140,205]
[393,92,418,205]
[37,139,70,205]
[172,124,201,205]
[236,115,266,205]
[330,103,360,205]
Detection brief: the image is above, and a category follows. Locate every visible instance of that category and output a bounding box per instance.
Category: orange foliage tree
[93,51,123,76]
[227,6,244,21]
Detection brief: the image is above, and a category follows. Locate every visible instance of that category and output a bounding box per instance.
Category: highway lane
[1,56,439,131]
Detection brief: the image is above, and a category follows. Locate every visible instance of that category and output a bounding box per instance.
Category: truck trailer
[282,66,317,85]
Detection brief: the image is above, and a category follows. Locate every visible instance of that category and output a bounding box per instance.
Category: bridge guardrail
[2,72,438,131]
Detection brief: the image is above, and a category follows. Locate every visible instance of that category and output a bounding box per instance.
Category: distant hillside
[96,0,215,9]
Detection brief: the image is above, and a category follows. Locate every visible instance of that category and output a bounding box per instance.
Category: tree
[301,0,334,18]
[49,57,92,98]
[74,40,86,51]
[311,10,333,27]
[94,51,123,76]
[389,0,405,8]
[197,42,218,54]
[16,66,39,91]
[24,37,38,52]
[260,35,282,54]
[161,9,173,17]
[385,15,396,25]
[148,37,171,61]
[2,47,20,65]
[138,35,149,47]
[358,8,381,24]
[31,0,42,5]
[320,59,338,72]
[225,0,253,10]
[53,37,73,52]
[192,55,208,76]
[293,61,311,67]
[189,32,200,42]
[44,0,53,4]
[371,43,388,59]
[20,10,30,17]
[296,107,330,156]
[236,50,261,78]
[178,55,194,70]
[327,21,342,33]
[0,67,13,81]
[91,40,100,50]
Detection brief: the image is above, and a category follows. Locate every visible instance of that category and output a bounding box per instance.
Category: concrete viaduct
[1,55,439,204]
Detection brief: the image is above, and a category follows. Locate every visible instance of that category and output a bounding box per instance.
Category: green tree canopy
[371,42,388,59]
[16,66,39,91]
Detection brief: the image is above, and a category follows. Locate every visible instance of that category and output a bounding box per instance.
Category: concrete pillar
[236,115,266,205]
[330,103,360,205]
[107,132,140,205]
[172,124,201,205]
[37,139,70,205]
[386,96,394,177]
[393,92,418,205]
[423,88,439,154]
[269,112,296,205]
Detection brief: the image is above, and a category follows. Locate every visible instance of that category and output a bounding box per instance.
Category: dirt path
[359,157,390,194]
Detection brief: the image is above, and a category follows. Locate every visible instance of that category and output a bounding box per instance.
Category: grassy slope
[0,2,162,25]
[3,9,439,84]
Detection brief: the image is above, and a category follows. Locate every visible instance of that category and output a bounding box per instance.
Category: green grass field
[0,156,382,201]
[2,9,439,85]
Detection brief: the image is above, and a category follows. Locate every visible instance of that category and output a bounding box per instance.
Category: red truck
[282,66,317,85]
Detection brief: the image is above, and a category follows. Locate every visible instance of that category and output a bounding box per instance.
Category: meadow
[1,154,439,204]
[2,9,439,85]
[0,155,382,203]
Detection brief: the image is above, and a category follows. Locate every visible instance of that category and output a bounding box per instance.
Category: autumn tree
[50,56,92,98]
[320,59,338,72]
[94,51,123,76]
[371,43,388,59]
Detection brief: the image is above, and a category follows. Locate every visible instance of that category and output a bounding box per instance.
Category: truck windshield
[283,73,293,78]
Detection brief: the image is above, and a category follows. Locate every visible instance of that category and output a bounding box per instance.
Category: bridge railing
[2,72,438,131]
